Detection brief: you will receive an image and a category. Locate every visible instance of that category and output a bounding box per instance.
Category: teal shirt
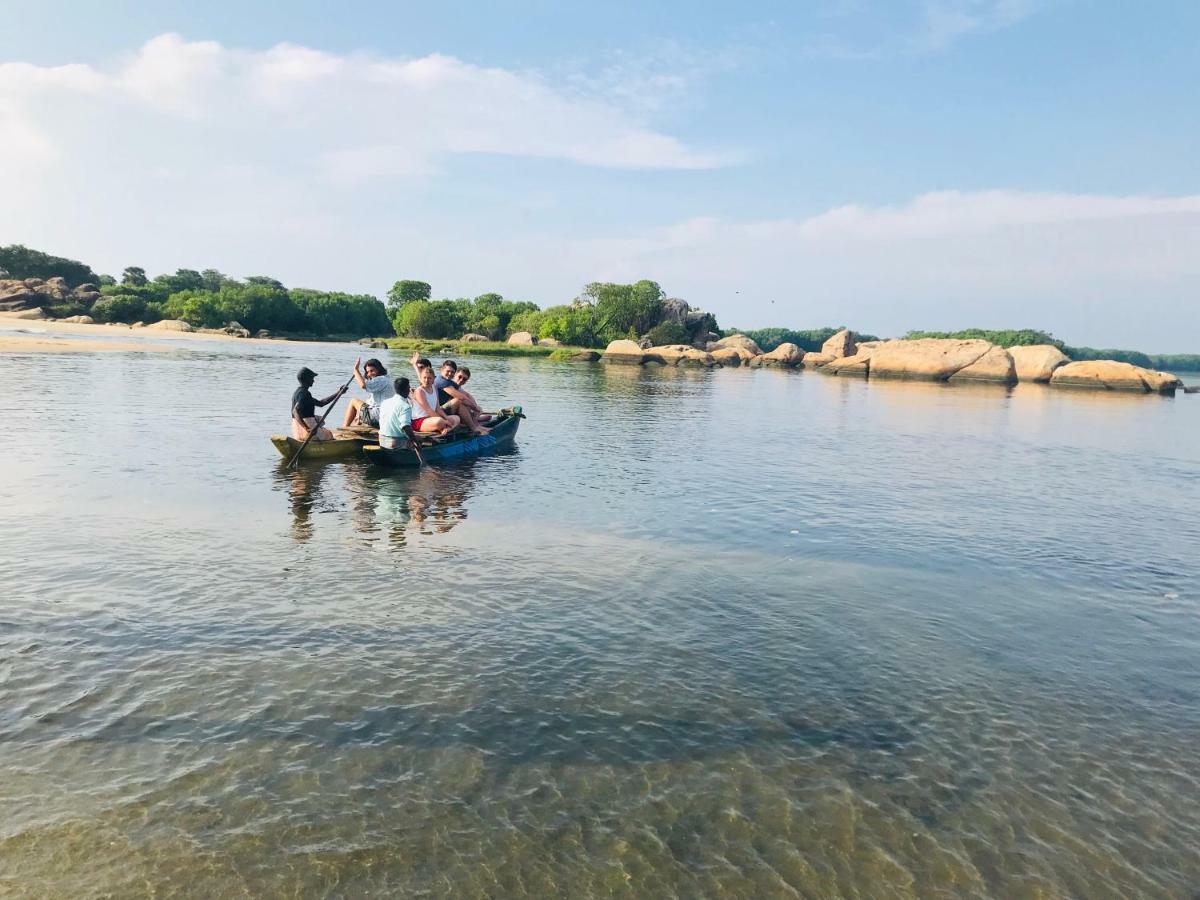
[378,394,413,448]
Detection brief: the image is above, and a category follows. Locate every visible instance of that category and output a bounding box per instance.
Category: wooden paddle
[286,372,356,469]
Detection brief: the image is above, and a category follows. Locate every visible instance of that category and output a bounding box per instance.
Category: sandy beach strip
[0,314,344,354]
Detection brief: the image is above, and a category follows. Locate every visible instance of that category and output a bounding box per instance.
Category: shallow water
[1,334,1198,898]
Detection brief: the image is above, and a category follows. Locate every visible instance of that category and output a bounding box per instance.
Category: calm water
[2,331,1199,898]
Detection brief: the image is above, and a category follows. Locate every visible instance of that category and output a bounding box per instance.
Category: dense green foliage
[1062,346,1153,367]
[88,268,390,334]
[645,321,692,346]
[390,295,540,340]
[387,280,431,308]
[1149,355,1200,372]
[0,244,98,287]
[903,328,1065,349]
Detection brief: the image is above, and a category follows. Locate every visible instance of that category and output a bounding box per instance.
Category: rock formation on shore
[1008,345,1070,382]
[0,277,100,313]
[601,333,1182,396]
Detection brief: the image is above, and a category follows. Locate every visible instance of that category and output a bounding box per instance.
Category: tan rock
[506,331,535,345]
[61,315,95,324]
[822,353,871,377]
[460,333,490,342]
[1050,360,1182,394]
[821,328,857,358]
[856,340,884,354]
[801,352,835,368]
[712,333,763,355]
[0,307,47,320]
[1008,345,1070,382]
[539,337,561,346]
[864,338,996,381]
[146,319,194,332]
[601,338,646,365]
[571,350,601,362]
[948,345,1017,383]
[711,347,755,367]
[754,342,803,367]
[645,345,715,367]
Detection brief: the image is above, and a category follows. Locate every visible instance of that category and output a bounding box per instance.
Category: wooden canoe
[270,427,377,461]
[364,406,523,468]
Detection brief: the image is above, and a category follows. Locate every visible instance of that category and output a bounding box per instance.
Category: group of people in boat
[290,353,493,449]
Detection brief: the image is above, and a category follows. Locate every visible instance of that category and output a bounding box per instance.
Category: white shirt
[412,385,440,418]
[361,374,395,411]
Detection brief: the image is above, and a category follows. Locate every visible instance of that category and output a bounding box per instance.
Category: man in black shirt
[290,367,339,441]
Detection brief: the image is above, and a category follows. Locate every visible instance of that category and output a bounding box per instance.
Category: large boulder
[660,296,690,325]
[223,321,251,338]
[507,331,535,346]
[822,353,871,377]
[146,319,194,332]
[61,315,95,324]
[711,347,752,367]
[72,291,102,306]
[821,329,857,359]
[72,283,99,295]
[756,342,803,367]
[645,345,716,368]
[571,350,601,362]
[712,334,763,355]
[1008,345,1070,382]
[801,352,835,369]
[539,337,561,347]
[601,339,646,365]
[1050,361,1182,395]
[948,345,1017,383]
[460,333,490,342]
[0,280,41,312]
[41,277,71,301]
[856,338,1006,382]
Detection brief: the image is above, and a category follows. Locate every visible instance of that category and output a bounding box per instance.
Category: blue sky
[2,1,1198,349]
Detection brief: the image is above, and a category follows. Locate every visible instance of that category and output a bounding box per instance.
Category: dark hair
[456,366,471,380]
[441,359,457,372]
[364,358,387,376]
[393,376,410,398]
[416,357,432,369]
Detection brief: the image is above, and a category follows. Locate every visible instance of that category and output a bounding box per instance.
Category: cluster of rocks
[600,328,1184,396]
[0,277,102,313]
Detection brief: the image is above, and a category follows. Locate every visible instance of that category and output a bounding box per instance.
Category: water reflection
[272,459,482,550]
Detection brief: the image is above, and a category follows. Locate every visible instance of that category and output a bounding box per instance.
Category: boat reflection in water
[273,456,494,550]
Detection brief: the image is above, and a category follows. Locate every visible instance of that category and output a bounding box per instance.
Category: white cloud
[0,32,731,194]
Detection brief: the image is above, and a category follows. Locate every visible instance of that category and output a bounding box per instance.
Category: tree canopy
[0,244,98,287]
[387,280,432,308]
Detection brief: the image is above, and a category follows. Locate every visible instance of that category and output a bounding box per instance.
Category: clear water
[2,333,1198,898]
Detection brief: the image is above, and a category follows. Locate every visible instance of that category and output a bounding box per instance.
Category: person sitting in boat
[290,366,338,442]
[410,364,460,436]
[377,376,424,449]
[449,366,493,430]
[410,353,490,435]
[342,357,394,429]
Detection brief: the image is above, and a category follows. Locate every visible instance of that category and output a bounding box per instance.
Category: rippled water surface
[2,333,1198,898]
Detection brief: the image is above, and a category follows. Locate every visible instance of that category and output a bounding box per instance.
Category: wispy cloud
[801,0,1042,58]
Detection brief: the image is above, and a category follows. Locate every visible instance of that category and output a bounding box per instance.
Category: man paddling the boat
[290,367,338,442]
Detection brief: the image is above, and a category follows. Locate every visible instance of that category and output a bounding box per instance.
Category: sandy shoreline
[0,314,347,354]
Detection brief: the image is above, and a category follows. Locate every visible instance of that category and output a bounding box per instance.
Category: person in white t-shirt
[342,357,395,428]
[377,376,423,449]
